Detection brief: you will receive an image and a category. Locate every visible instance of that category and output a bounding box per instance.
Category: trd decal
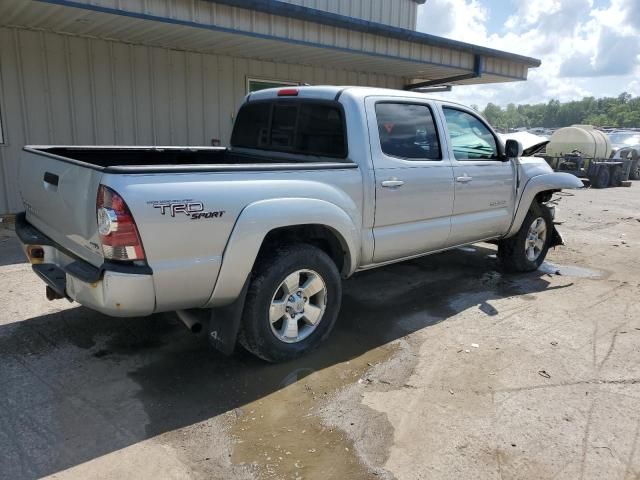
[148,200,224,220]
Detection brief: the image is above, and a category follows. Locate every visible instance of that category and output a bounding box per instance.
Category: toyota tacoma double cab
[16,86,583,362]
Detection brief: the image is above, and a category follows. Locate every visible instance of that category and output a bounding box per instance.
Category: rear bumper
[15,213,156,317]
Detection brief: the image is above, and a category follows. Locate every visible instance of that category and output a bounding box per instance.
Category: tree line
[475,93,640,130]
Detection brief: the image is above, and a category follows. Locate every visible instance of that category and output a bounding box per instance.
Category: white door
[366,98,455,264]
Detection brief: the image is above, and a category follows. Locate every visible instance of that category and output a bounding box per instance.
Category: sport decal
[147,199,225,220]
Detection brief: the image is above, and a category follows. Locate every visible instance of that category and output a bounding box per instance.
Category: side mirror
[505,139,523,159]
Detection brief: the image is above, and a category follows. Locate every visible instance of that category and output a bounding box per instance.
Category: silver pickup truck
[16,86,583,362]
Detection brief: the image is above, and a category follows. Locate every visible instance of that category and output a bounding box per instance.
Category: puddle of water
[230,344,396,480]
[539,261,602,278]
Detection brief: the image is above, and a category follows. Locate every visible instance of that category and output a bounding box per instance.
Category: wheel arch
[259,224,349,273]
[504,172,583,238]
[206,198,360,307]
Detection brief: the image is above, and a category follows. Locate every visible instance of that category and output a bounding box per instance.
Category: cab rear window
[231,100,347,159]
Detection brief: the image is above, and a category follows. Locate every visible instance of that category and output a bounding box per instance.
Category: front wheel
[498,202,553,272]
[239,243,342,362]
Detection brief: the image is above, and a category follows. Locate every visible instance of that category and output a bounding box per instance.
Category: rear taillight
[96,185,145,261]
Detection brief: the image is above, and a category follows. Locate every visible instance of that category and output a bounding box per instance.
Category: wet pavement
[1,186,639,479]
[1,237,555,479]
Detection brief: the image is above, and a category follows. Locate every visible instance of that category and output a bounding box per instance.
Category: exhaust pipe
[175,309,207,334]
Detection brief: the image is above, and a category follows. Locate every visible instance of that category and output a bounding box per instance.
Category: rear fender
[205,198,360,307]
[505,172,583,238]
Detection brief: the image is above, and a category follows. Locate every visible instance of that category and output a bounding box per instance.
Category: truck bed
[25,146,353,174]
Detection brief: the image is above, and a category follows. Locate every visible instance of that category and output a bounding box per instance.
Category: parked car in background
[16,86,583,362]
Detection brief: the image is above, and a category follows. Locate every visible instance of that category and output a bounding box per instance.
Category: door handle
[381,179,405,188]
[456,175,473,183]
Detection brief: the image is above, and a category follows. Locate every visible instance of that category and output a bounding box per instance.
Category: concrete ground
[1,186,639,480]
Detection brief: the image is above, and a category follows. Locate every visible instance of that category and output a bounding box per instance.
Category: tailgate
[18,147,104,267]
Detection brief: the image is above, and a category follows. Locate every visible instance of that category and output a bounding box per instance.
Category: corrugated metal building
[0,0,541,213]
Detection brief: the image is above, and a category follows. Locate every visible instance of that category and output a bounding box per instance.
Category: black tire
[592,167,610,189]
[498,202,553,273]
[630,158,640,181]
[611,165,625,187]
[618,148,639,180]
[239,243,342,362]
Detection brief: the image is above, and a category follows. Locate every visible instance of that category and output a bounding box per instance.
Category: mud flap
[207,279,250,356]
[550,225,565,247]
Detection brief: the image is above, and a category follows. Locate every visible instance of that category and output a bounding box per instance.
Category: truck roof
[246,85,470,109]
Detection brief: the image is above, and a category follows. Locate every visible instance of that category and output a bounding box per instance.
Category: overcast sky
[416,0,640,108]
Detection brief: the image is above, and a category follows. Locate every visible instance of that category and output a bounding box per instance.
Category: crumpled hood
[499,132,549,156]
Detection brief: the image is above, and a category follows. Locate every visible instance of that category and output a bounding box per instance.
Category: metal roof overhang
[211,0,540,68]
[0,0,540,87]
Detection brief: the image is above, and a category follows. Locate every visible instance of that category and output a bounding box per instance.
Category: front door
[367,98,455,264]
[440,106,516,246]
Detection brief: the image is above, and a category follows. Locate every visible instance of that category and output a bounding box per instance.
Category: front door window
[443,108,498,160]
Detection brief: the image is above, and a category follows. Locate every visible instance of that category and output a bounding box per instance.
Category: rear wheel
[239,243,342,362]
[498,202,553,272]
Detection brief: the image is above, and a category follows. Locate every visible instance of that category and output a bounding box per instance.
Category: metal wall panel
[0,26,402,213]
[86,0,418,29]
[277,0,417,29]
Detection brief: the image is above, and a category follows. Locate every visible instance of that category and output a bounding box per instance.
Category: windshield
[609,132,640,146]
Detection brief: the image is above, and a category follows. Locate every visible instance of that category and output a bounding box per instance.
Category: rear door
[366,97,455,263]
[19,148,104,266]
[439,106,516,246]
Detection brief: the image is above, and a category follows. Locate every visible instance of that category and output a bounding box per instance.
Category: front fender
[505,172,583,238]
[205,198,360,307]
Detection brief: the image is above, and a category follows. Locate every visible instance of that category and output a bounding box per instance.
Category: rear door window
[231,101,347,159]
[375,103,441,160]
